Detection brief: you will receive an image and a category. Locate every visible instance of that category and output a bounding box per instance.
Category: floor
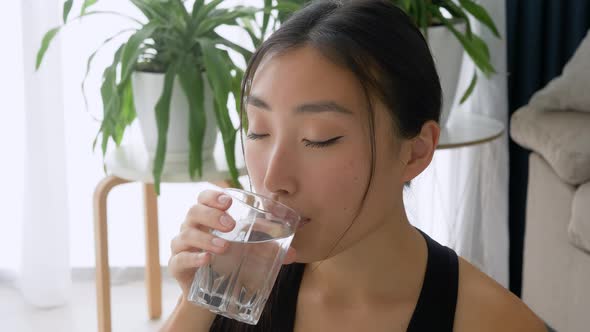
[0,277,181,332]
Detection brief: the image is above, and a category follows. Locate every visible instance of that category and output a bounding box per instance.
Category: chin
[290,239,335,264]
[290,238,316,263]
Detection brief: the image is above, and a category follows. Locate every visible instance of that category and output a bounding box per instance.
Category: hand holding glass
[187,188,300,325]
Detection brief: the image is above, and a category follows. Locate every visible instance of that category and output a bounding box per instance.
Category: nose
[263,141,297,198]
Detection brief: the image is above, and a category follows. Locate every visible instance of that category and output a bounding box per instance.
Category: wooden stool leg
[93,176,129,332]
[143,183,162,319]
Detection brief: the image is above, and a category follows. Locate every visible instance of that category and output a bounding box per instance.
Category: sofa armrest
[569,181,590,253]
[510,105,590,185]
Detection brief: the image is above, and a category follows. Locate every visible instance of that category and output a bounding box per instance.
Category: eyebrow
[246,94,353,115]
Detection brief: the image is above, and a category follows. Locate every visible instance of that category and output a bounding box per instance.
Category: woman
[162,1,546,331]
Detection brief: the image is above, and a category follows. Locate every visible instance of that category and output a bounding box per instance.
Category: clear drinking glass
[187,188,300,325]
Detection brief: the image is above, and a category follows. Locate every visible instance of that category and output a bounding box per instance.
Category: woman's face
[244,46,407,263]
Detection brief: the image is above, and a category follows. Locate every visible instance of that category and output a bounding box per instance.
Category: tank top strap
[406,228,459,332]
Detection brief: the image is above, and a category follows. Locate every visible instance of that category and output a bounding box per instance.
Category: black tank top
[209,227,459,331]
[406,228,459,331]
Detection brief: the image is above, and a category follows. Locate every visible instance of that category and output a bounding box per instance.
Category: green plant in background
[270,0,501,104]
[36,0,265,194]
[34,0,499,194]
[396,0,500,103]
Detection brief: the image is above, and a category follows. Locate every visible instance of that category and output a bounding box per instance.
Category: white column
[19,0,71,307]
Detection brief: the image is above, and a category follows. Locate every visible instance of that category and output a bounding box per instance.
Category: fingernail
[218,195,230,205]
[220,215,234,227]
[212,237,227,247]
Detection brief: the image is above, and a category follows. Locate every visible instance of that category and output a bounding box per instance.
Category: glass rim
[222,188,300,222]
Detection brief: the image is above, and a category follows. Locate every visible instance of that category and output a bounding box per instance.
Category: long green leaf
[458,0,500,38]
[207,31,253,62]
[438,1,473,38]
[195,7,256,36]
[152,64,177,194]
[178,59,206,180]
[80,0,98,16]
[276,0,305,23]
[191,0,205,20]
[173,0,190,23]
[469,33,494,76]
[200,39,232,107]
[269,1,305,13]
[95,44,124,155]
[459,72,477,104]
[82,28,135,112]
[129,0,168,23]
[230,65,246,133]
[200,38,240,187]
[217,49,245,132]
[216,102,240,188]
[436,11,495,75]
[219,51,244,126]
[415,0,427,33]
[239,17,262,49]
[35,27,61,70]
[120,23,158,84]
[262,0,272,36]
[63,0,73,23]
[115,79,136,145]
[231,67,244,126]
[194,0,224,29]
[399,0,412,12]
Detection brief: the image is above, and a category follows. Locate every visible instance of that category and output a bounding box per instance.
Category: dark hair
[210,0,441,330]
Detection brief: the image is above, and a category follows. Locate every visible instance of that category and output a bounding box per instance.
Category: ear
[399,120,440,184]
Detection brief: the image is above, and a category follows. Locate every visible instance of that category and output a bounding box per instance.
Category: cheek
[305,148,371,216]
[313,159,365,191]
[244,143,268,189]
[293,154,371,260]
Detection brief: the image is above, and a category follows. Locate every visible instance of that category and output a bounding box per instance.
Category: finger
[282,246,297,265]
[198,189,233,210]
[181,204,236,233]
[168,251,210,277]
[170,228,231,255]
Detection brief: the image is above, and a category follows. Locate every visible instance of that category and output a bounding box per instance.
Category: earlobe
[399,121,439,184]
[400,142,430,184]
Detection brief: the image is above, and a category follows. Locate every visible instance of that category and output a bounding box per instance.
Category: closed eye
[303,136,344,148]
[247,133,343,148]
[246,132,268,140]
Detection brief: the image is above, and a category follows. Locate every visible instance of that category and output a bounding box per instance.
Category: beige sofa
[510,28,590,332]
[510,106,590,332]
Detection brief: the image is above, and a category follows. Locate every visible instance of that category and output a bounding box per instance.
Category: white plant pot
[427,22,466,128]
[132,71,218,164]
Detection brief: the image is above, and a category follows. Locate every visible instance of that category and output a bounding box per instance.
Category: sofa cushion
[569,182,590,253]
[510,106,590,185]
[530,29,590,113]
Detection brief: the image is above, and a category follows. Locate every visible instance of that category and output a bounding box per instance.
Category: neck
[302,209,427,304]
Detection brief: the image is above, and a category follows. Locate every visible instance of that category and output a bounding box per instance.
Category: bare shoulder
[453,257,547,332]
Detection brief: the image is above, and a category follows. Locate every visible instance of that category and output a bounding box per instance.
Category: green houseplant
[272,0,500,126]
[394,0,500,103]
[36,0,267,194]
[274,0,500,102]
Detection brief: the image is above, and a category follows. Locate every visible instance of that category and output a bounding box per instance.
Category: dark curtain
[506,0,590,297]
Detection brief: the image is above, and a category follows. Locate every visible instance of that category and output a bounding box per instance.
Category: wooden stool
[93,144,242,332]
